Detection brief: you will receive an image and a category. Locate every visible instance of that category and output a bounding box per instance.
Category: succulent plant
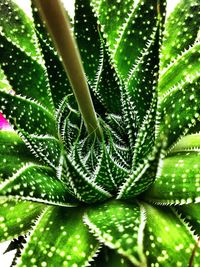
[0,0,200,266]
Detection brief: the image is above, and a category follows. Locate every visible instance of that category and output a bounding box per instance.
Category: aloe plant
[0,0,199,266]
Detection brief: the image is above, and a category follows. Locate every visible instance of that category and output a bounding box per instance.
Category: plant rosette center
[54,98,160,205]
[0,0,200,266]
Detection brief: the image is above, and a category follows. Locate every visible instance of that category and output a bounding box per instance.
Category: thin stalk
[34,0,102,139]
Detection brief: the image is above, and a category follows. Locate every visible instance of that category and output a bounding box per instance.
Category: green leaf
[0,0,39,57]
[92,44,122,114]
[106,113,129,148]
[79,135,101,174]
[0,198,45,242]
[118,143,162,199]
[159,42,199,97]
[0,0,54,112]
[0,91,57,136]
[144,134,200,205]
[125,27,159,124]
[55,94,81,150]
[0,163,77,206]
[0,67,11,91]
[143,203,200,266]
[131,94,157,169]
[120,87,138,148]
[92,0,160,79]
[84,200,146,266]
[18,130,63,169]
[110,142,131,172]
[72,143,92,177]
[65,154,112,203]
[74,0,101,86]
[31,3,73,108]
[0,130,37,181]
[170,133,200,152]
[94,143,128,192]
[177,203,200,236]
[158,4,199,146]
[160,0,200,70]
[158,43,199,148]
[106,116,131,170]
[17,207,100,267]
[158,76,200,147]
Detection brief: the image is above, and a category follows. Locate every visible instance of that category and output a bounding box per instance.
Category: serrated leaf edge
[83,212,141,266]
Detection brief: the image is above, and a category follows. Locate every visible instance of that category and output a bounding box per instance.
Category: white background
[0,0,180,266]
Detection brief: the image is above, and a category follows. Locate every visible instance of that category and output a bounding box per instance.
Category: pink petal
[0,113,12,130]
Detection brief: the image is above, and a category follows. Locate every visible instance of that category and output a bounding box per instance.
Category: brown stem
[188,237,200,267]
[34,0,102,139]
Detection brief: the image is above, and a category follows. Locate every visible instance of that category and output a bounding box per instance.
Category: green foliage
[0,0,199,266]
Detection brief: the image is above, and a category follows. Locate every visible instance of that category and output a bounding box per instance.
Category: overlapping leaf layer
[0,0,199,266]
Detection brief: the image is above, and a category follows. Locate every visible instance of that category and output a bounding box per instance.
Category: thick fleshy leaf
[143,203,200,266]
[0,164,76,206]
[92,0,161,79]
[74,0,101,86]
[72,144,92,178]
[177,203,200,236]
[118,144,161,199]
[0,198,45,242]
[0,0,54,112]
[144,134,200,205]
[160,0,200,70]
[106,113,129,147]
[55,94,82,150]
[17,207,100,267]
[79,136,101,174]
[0,91,57,136]
[65,154,111,203]
[0,67,10,92]
[94,144,128,192]
[0,130,37,181]
[120,87,138,148]
[56,95,75,133]
[84,200,146,266]
[105,116,131,170]
[125,27,159,123]
[31,2,73,108]
[18,130,63,169]
[170,133,200,152]
[110,142,131,172]
[159,42,199,97]
[92,44,122,114]
[158,75,200,148]
[0,0,38,57]
[131,95,157,169]
[158,12,199,148]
